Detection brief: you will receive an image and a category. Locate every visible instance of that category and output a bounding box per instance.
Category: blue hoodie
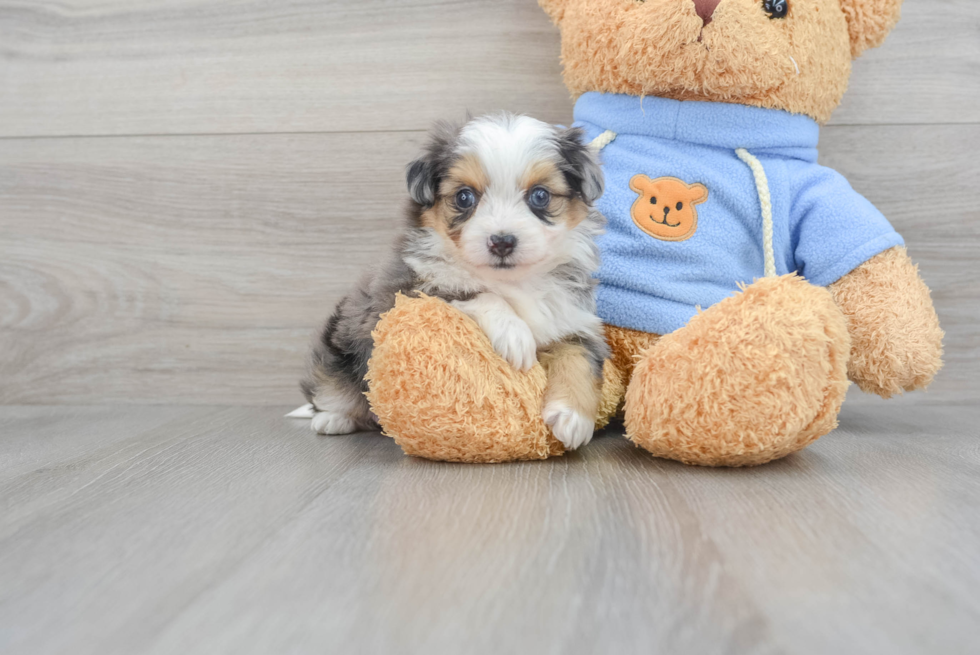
[573,92,904,336]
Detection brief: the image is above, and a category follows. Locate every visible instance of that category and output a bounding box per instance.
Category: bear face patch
[629,175,709,242]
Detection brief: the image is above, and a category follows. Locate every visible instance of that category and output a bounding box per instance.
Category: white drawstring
[735,148,777,278]
[589,130,777,279]
[589,130,617,151]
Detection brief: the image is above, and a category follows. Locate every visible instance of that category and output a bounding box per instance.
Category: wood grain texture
[2,125,978,405]
[0,0,569,137]
[0,405,978,655]
[832,0,980,126]
[0,0,977,139]
[0,132,421,404]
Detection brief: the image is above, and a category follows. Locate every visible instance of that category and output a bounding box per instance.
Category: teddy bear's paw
[624,274,851,467]
[829,247,944,398]
[310,411,359,436]
[365,294,562,463]
[542,401,594,451]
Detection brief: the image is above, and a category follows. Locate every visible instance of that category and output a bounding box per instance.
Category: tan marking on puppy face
[521,160,569,194]
[445,153,489,196]
[420,202,463,247]
[560,197,590,229]
[521,159,590,229]
[423,155,490,248]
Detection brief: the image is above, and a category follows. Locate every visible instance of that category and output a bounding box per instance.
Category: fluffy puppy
[293,113,608,450]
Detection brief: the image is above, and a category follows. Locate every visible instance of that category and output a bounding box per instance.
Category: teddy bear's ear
[538,0,570,24]
[839,0,903,59]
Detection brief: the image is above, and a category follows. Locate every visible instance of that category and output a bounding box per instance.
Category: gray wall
[1,0,977,405]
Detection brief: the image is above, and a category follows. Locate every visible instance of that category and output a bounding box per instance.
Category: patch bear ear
[839,0,903,59]
[629,175,655,194]
[688,183,709,204]
[538,0,571,24]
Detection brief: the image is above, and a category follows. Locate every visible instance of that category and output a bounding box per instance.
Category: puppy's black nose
[489,234,517,258]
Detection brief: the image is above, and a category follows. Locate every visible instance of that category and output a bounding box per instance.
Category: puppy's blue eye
[455,188,476,210]
[528,187,551,209]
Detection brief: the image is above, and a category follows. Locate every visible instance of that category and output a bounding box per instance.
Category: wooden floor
[1,404,978,655]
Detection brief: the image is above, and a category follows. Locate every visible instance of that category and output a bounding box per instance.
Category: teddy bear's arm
[828,246,943,398]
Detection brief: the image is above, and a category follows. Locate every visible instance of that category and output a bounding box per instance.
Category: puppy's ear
[406,120,460,207]
[556,127,605,205]
[839,0,902,58]
[406,158,437,207]
[538,0,571,24]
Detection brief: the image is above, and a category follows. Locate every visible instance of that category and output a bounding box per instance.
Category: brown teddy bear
[365,0,943,466]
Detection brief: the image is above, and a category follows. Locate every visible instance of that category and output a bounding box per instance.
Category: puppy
[293,113,609,450]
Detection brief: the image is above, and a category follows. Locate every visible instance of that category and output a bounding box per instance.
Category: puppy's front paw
[311,411,358,435]
[487,317,537,371]
[542,402,594,451]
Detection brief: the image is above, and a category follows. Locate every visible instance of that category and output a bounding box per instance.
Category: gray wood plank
[0,0,569,137]
[665,404,980,654]
[0,405,977,655]
[832,0,980,126]
[0,405,189,479]
[0,406,395,655]
[2,125,977,405]
[0,0,976,138]
[0,131,421,405]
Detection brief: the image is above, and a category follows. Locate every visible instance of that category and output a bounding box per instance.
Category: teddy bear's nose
[691,0,722,24]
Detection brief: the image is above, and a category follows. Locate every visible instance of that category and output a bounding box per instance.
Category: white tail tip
[285,404,316,419]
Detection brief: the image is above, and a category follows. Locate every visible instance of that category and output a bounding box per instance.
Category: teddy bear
[363,0,943,466]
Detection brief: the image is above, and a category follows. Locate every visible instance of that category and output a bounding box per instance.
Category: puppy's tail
[285,403,316,419]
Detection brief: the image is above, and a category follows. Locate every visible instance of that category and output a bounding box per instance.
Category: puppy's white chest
[498,283,597,347]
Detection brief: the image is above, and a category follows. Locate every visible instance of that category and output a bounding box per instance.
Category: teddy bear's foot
[624,275,851,467]
[365,294,625,463]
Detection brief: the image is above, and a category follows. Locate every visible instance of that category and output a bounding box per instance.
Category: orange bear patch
[629,175,709,242]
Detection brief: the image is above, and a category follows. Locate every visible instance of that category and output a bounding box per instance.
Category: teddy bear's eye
[676,202,684,211]
[763,0,788,19]
[649,197,657,205]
